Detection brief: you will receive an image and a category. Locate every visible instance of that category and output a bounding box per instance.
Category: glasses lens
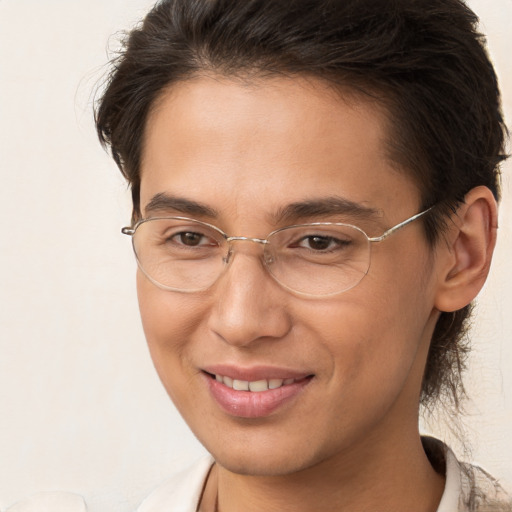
[266,224,370,295]
[132,218,226,291]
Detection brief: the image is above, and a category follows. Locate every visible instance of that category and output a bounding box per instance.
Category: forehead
[140,75,420,227]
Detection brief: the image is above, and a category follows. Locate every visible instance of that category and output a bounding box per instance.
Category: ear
[434,186,498,313]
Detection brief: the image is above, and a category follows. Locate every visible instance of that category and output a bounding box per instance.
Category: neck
[203,428,444,512]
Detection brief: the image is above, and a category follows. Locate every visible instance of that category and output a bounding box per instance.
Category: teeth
[215,375,297,392]
[233,379,249,391]
[249,380,268,392]
[268,379,284,389]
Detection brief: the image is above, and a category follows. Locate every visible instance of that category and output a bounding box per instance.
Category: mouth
[202,369,314,418]
[205,372,311,392]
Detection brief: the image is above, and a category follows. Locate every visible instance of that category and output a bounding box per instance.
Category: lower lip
[204,374,312,418]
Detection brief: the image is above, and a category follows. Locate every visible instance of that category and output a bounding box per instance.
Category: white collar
[436,445,464,512]
[136,455,213,512]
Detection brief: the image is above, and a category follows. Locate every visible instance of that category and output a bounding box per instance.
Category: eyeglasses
[121,208,432,297]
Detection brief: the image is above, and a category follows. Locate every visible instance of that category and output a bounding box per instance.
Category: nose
[207,245,292,348]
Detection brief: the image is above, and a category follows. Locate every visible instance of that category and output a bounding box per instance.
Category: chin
[213,451,314,477]
[196,424,332,477]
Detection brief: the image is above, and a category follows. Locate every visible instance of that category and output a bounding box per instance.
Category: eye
[295,235,351,252]
[171,230,217,247]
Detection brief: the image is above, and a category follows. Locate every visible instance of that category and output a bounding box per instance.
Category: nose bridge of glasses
[223,236,271,265]
[226,236,269,245]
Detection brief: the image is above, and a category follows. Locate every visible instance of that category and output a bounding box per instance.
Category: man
[95,0,510,510]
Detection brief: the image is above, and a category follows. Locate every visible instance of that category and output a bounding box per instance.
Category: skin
[136,75,495,512]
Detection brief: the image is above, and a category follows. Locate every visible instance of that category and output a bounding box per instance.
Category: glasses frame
[121,206,433,297]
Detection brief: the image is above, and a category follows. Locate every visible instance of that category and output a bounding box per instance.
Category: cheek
[136,271,207,393]
[310,252,435,397]
[309,293,419,377]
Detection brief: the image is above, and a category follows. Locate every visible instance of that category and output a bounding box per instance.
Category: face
[137,75,441,476]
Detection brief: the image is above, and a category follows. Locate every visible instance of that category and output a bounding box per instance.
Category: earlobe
[434,186,498,313]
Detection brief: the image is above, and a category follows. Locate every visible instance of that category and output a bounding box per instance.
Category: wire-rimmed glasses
[121,208,432,297]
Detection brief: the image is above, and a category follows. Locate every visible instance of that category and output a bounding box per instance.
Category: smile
[212,374,298,392]
[203,371,314,418]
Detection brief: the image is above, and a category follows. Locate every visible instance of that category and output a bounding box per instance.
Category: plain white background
[0,1,510,511]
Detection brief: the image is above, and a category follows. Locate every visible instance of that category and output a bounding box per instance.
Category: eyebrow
[144,193,219,218]
[271,197,380,224]
[143,193,380,225]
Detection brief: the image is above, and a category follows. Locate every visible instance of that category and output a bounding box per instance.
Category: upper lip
[202,364,313,382]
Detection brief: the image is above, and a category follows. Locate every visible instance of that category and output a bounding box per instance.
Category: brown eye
[305,236,333,251]
[177,232,204,246]
[297,235,350,252]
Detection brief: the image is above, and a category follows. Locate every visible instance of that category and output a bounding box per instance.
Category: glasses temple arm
[368,206,434,243]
